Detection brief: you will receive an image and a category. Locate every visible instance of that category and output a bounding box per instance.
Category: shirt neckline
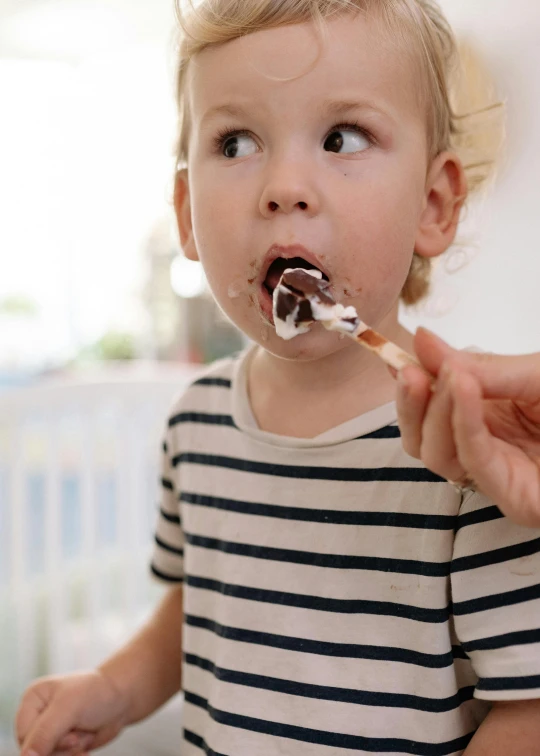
[231,346,398,449]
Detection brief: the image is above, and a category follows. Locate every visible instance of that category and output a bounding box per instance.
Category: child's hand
[395,328,540,528]
[16,670,130,756]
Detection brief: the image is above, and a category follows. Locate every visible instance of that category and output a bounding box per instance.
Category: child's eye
[324,126,371,154]
[220,133,258,159]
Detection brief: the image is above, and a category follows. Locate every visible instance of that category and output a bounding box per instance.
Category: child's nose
[259,170,320,218]
[267,199,308,213]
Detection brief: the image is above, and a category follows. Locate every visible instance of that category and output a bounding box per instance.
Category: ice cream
[273,268,363,341]
[272,268,419,371]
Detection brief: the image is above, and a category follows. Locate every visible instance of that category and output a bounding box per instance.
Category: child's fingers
[16,687,49,747]
[56,732,81,750]
[56,723,122,754]
[20,704,81,756]
[83,721,123,750]
[396,365,432,458]
[418,364,462,482]
[69,732,95,754]
[56,731,94,753]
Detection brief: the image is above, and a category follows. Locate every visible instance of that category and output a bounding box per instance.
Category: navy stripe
[181,491,457,530]
[184,729,228,756]
[453,582,540,616]
[452,645,470,660]
[185,613,454,668]
[462,628,540,653]
[161,477,174,491]
[359,425,401,440]
[159,508,180,525]
[169,412,236,429]
[455,506,503,531]
[155,535,183,557]
[185,574,450,623]
[185,652,473,712]
[174,452,445,483]
[184,691,475,755]
[477,674,540,692]
[150,564,183,583]
[185,531,450,577]
[193,377,232,388]
[452,537,540,574]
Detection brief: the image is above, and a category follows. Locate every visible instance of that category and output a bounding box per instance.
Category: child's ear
[174,169,199,261]
[414,152,468,260]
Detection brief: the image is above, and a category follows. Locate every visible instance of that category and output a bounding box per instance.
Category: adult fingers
[396,365,432,458]
[448,368,540,527]
[447,350,540,404]
[413,328,454,377]
[450,368,503,489]
[418,363,463,482]
[415,328,540,403]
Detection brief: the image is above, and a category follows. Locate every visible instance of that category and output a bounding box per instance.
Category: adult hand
[396,327,540,527]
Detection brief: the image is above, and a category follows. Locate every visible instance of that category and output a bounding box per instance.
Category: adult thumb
[413,327,455,376]
[449,349,540,403]
[415,327,540,403]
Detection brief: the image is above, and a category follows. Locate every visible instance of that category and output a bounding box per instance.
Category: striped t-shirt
[151,348,540,756]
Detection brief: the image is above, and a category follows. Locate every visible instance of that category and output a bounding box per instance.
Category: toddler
[16,1,540,754]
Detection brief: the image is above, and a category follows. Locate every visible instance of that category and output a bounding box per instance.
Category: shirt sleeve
[451,491,540,701]
[149,421,184,584]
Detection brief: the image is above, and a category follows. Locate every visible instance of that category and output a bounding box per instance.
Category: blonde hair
[174,0,504,304]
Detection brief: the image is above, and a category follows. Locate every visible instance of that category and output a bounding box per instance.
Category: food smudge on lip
[228,269,260,301]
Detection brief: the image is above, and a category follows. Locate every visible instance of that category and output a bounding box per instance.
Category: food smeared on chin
[273,268,361,341]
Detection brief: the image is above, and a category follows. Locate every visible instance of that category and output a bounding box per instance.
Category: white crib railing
[0,363,198,749]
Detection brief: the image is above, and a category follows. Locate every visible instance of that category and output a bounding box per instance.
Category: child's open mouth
[263,257,329,297]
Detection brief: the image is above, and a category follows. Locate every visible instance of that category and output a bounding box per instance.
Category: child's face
[181,13,434,359]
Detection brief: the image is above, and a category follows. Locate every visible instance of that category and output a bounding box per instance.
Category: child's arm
[464,700,540,754]
[99,583,183,724]
[17,584,183,756]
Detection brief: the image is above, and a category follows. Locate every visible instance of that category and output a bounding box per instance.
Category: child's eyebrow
[199,103,249,126]
[321,99,395,125]
[199,99,395,127]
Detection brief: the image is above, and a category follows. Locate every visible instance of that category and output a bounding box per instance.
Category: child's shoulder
[167,350,244,417]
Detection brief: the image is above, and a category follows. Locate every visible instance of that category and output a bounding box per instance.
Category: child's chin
[256,327,349,361]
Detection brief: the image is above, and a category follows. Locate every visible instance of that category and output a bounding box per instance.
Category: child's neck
[248,323,415,438]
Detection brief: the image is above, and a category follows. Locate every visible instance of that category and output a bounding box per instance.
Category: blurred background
[0,0,539,753]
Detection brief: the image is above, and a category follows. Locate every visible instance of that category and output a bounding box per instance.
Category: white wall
[0,1,178,371]
[1,0,539,363]
[402,0,540,354]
